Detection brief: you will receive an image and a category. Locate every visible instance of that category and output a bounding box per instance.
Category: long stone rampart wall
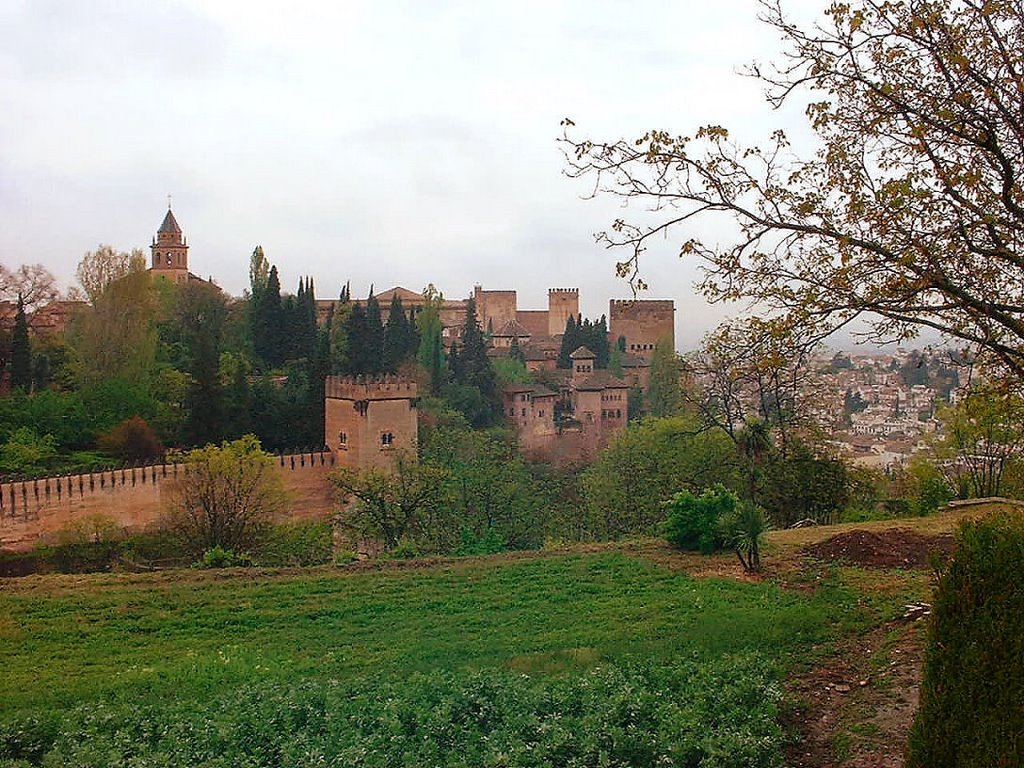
[0,451,337,552]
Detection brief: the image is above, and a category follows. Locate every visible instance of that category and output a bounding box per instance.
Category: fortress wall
[0,451,338,552]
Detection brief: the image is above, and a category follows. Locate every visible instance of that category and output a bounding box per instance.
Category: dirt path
[783,616,926,767]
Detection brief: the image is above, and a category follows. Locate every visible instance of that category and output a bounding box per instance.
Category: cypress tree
[454,297,496,401]
[383,293,409,372]
[593,315,610,368]
[10,294,31,390]
[557,315,577,369]
[254,265,283,367]
[346,301,368,374]
[364,287,385,375]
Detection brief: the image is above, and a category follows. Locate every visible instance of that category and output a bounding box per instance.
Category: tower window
[338,431,348,449]
[381,432,394,447]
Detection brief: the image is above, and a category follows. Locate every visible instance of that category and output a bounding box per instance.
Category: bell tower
[149,204,190,284]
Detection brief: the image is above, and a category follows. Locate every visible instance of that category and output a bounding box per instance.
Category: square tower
[548,288,579,336]
[324,375,418,471]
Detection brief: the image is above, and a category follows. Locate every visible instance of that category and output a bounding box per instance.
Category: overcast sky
[0,0,821,349]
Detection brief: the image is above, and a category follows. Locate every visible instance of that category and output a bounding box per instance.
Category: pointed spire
[158,208,181,234]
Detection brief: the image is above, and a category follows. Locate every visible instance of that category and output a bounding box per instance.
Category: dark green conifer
[10,294,31,390]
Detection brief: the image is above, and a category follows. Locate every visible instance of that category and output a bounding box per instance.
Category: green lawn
[0,549,922,767]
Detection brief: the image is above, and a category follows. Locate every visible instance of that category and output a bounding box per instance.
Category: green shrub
[662,485,735,554]
[389,540,420,560]
[255,519,333,567]
[196,547,254,569]
[122,528,190,567]
[906,510,1024,767]
[333,550,358,566]
[1,656,786,767]
[455,526,506,556]
[719,501,770,572]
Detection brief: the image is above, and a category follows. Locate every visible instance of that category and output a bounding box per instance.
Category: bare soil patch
[802,528,954,570]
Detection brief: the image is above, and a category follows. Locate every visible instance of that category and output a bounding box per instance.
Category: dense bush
[906,510,1024,766]
[663,485,734,554]
[196,546,255,569]
[0,655,785,767]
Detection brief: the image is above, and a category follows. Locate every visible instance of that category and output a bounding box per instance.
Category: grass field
[0,534,936,767]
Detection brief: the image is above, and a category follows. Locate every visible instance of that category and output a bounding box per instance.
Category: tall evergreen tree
[593,315,610,368]
[452,297,496,402]
[383,293,410,372]
[253,265,283,367]
[509,335,525,364]
[557,315,578,369]
[346,301,369,374]
[10,294,31,390]
[363,287,385,375]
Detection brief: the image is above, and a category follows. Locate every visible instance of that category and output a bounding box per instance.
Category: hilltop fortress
[315,284,675,363]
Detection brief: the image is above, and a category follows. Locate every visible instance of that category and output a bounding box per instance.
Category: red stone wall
[0,452,338,552]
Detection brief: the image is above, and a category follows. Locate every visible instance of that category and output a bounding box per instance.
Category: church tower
[149,205,191,284]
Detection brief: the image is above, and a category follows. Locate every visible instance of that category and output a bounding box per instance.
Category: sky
[0,0,820,350]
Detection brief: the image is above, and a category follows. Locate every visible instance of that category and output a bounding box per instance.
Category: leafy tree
[162,435,288,557]
[346,287,385,375]
[97,416,164,462]
[0,263,58,312]
[646,338,682,417]
[685,318,820,452]
[76,245,143,304]
[420,414,549,551]
[416,284,446,395]
[937,382,1024,498]
[331,451,448,551]
[68,256,157,386]
[581,416,742,540]
[170,282,229,446]
[759,442,850,527]
[248,245,270,303]
[0,427,58,476]
[562,1,1024,377]
[556,314,577,369]
[10,294,31,390]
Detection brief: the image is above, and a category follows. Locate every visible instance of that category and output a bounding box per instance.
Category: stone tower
[149,206,190,284]
[324,375,418,471]
[548,288,579,336]
[609,299,675,359]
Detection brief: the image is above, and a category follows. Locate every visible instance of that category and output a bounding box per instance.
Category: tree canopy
[563,0,1024,377]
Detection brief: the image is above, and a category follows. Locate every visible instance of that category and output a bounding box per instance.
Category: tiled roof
[158,209,181,234]
[575,370,630,391]
[494,319,532,338]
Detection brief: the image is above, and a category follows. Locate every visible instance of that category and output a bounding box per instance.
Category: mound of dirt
[802,528,955,569]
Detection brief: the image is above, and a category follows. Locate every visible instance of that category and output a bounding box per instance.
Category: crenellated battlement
[548,288,579,295]
[0,449,337,551]
[609,298,675,309]
[325,374,418,401]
